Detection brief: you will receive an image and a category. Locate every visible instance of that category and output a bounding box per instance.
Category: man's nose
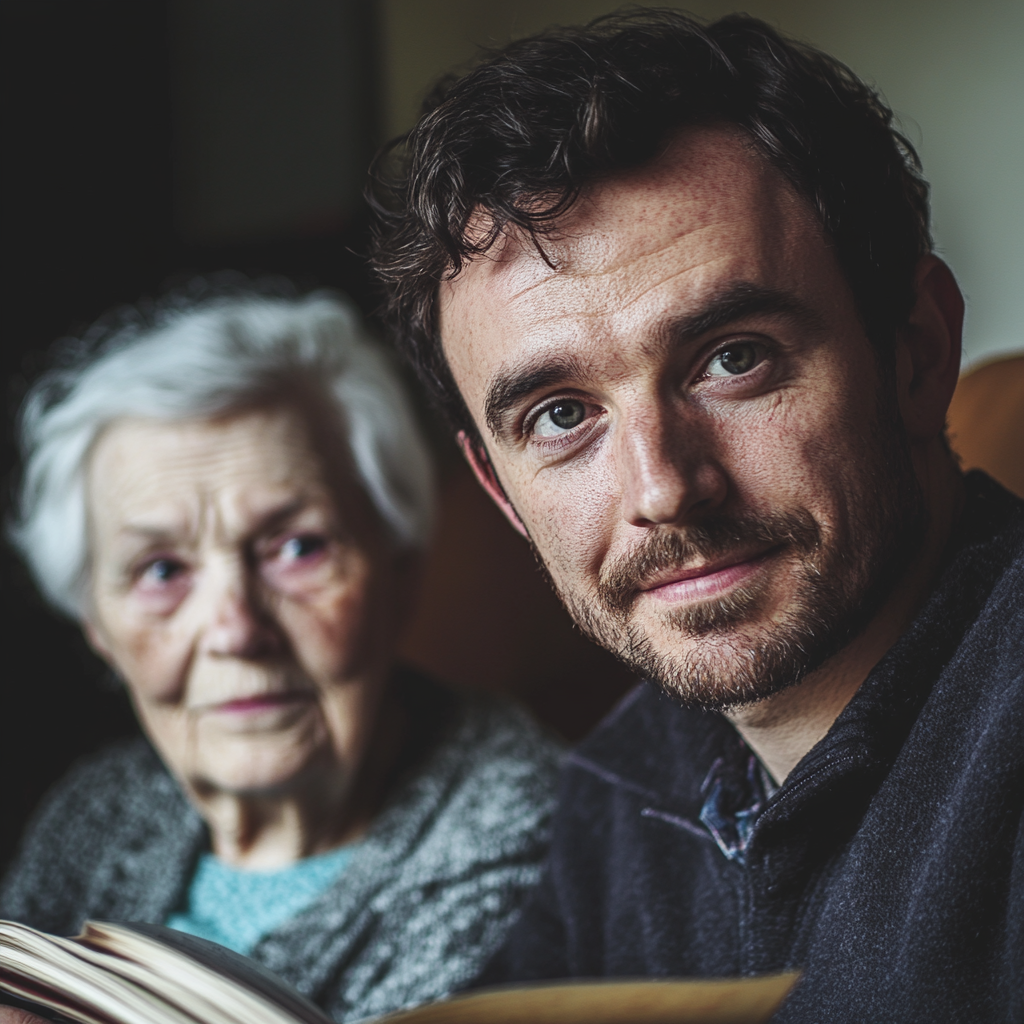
[200,570,283,660]
[617,406,727,528]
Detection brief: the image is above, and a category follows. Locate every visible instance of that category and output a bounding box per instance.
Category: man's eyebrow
[660,282,827,344]
[482,283,824,441]
[484,354,590,439]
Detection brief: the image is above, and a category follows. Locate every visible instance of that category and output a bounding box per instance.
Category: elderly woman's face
[84,404,411,797]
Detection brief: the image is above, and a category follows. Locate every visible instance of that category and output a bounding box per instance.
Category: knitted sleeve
[0,738,176,934]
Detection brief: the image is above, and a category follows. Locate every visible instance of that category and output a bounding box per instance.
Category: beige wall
[379,0,1024,367]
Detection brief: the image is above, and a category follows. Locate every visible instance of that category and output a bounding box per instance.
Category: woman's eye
[141,558,186,585]
[534,399,588,437]
[279,534,327,562]
[706,342,763,377]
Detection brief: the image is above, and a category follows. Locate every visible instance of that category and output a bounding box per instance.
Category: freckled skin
[85,405,416,865]
[440,127,963,782]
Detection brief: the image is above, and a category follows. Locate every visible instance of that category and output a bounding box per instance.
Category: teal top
[165,844,357,955]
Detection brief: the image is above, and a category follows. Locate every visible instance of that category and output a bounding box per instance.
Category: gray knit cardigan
[0,690,561,1022]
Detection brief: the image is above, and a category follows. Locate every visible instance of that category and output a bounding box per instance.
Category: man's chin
[622,624,808,711]
[613,578,863,711]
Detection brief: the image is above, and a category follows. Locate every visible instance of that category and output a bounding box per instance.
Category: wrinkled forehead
[86,407,336,527]
[438,127,828,394]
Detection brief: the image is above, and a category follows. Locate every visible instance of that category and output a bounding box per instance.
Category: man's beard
[551,404,926,711]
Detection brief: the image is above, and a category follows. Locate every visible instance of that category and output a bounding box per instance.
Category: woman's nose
[200,581,284,660]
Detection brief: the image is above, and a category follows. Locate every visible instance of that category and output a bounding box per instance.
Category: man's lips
[640,548,777,604]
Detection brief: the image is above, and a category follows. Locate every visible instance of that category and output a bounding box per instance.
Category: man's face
[440,128,923,709]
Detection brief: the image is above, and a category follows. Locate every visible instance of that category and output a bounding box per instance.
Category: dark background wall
[3,2,174,868]
[0,1,632,869]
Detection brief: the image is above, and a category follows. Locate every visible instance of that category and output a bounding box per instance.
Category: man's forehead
[440,128,813,323]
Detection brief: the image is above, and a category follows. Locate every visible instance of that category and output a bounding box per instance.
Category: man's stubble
[534,384,927,711]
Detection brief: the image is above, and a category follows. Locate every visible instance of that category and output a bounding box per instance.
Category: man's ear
[456,431,530,539]
[896,255,964,441]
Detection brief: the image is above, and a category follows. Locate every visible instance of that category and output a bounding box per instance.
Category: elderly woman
[0,289,560,1022]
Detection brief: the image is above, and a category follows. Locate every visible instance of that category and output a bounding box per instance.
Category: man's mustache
[597,509,822,614]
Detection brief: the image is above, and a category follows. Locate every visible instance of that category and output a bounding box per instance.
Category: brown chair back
[947,354,1024,498]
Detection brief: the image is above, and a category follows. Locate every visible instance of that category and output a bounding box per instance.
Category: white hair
[9,291,435,618]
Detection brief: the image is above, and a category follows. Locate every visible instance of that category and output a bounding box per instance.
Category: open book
[0,920,797,1024]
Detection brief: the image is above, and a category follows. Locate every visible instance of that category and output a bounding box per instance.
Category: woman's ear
[896,255,965,441]
[456,432,530,539]
[83,617,114,664]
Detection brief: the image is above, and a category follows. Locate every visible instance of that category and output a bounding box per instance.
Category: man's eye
[706,342,763,377]
[280,534,327,561]
[534,400,587,437]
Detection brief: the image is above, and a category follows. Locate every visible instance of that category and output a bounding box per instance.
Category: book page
[49,935,251,1024]
[1,920,796,1024]
[0,924,196,1024]
[373,974,798,1024]
[77,925,327,1024]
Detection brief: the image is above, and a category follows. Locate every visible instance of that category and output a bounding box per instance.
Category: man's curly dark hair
[369,8,931,440]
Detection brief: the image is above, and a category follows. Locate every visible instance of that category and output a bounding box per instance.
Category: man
[371,10,1023,1022]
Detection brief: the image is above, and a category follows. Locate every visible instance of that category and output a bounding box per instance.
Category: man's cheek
[723,405,824,505]
[532,499,612,598]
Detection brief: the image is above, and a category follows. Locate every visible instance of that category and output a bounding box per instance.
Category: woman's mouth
[212,692,315,715]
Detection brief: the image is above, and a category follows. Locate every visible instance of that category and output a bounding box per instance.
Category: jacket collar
[757,473,1024,855]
